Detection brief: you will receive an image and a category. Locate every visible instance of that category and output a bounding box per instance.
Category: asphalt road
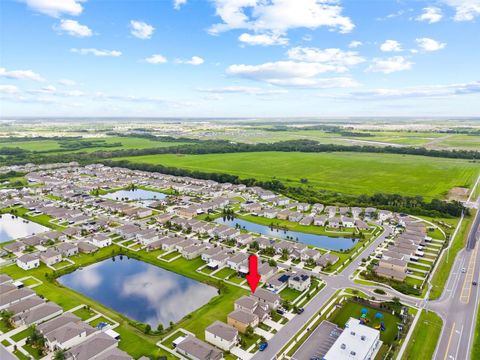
[430,200,480,360]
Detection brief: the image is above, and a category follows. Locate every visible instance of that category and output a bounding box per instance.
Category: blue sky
[1,0,479,117]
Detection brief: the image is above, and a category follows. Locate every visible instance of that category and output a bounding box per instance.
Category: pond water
[58,257,218,327]
[0,214,50,243]
[101,189,167,202]
[215,217,357,251]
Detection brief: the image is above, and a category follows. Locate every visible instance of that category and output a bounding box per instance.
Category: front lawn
[279,287,302,302]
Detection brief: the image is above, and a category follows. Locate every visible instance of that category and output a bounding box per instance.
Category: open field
[0,136,186,153]
[188,127,480,150]
[115,151,479,199]
[402,310,443,360]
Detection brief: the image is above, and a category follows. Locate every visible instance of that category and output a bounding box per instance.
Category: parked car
[259,342,268,351]
[296,307,304,314]
[276,308,285,315]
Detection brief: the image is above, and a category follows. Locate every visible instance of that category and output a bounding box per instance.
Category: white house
[341,216,355,228]
[288,273,311,292]
[91,234,112,248]
[205,321,239,351]
[17,253,40,271]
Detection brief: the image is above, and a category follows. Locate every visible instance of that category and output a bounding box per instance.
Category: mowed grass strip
[402,310,442,360]
[115,151,479,199]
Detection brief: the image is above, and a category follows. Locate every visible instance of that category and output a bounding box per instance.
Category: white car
[461,268,466,273]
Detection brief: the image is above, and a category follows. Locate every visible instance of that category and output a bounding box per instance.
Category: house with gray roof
[40,248,62,266]
[13,302,63,326]
[205,321,239,351]
[16,253,40,271]
[253,288,281,310]
[176,335,223,360]
[65,332,119,360]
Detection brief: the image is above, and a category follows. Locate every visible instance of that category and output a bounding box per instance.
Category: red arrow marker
[246,254,261,294]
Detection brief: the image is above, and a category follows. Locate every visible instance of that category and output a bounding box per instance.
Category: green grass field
[115,151,479,200]
[402,310,442,360]
[0,136,186,153]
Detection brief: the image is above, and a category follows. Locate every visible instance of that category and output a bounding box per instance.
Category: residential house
[313,216,327,227]
[341,217,355,228]
[276,209,291,220]
[205,321,239,351]
[228,310,259,333]
[16,253,40,270]
[40,248,62,266]
[253,288,281,310]
[207,252,229,270]
[91,234,111,248]
[234,296,269,322]
[327,217,342,229]
[77,241,98,254]
[13,302,63,327]
[288,212,303,222]
[57,242,79,257]
[65,332,120,360]
[288,273,311,292]
[176,335,223,360]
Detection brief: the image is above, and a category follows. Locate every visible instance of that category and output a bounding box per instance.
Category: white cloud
[227,61,359,88]
[416,7,443,23]
[0,67,44,81]
[209,0,354,37]
[380,40,402,52]
[58,79,76,86]
[25,0,85,17]
[349,81,480,99]
[71,48,122,57]
[287,47,365,71]
[239,33,288,46]
[198,86,287,95]
[129,20,155,39]
[176,56,204,65]
[145,54,168,64]
[366,56,413,74]
[348,40,362,48]
[416,37,446,52]
[441,0,480,21]
[55,19,92,37]
[174,0,187,10]
[0,85,19,94]
[376,9,405,21]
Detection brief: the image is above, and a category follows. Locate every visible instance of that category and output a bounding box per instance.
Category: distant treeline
[256,124,374,137]
[102,159,466,218]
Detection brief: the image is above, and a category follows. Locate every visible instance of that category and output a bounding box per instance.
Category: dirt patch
[447,187,469,201]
